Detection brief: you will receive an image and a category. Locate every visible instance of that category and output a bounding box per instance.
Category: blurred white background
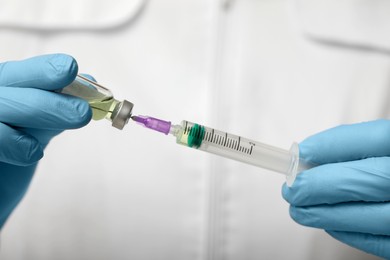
[0,0,387,259]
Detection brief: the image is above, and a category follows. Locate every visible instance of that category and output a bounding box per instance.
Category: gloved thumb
[299,120,390,164]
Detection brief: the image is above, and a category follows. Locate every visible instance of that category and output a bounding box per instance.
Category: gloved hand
[282,120,390,259]
[0,54,92,228]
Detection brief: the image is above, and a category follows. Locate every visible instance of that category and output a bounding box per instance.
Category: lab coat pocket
[0,0,145,30]
[294,0,390,51]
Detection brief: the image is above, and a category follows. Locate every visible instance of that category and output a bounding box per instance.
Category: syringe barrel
[174,121,311,186]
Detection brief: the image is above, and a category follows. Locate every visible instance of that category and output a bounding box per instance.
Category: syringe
[132,115,313,186]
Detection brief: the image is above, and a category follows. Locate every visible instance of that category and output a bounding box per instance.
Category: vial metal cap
[111,100,134,130]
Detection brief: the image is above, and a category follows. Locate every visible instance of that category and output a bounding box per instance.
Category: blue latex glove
[0,54,92,228]
[282,120,390,259]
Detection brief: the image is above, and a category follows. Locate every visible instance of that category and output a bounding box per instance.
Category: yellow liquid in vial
[60,78,119,121]
[89,98,119,120]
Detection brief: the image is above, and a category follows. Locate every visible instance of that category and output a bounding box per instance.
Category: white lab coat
[0,0,387,259]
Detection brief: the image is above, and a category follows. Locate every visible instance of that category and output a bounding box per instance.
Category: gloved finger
[0,122,43,166]
[326,230,390,259]
[0,53,77,90]
[20,128,63,148]
[289,202,390,236]
[283,157,390,206]
[0,87,91,129]
[300,120,390,165]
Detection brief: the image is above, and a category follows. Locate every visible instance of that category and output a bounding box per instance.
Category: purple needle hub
[132,115,172,135]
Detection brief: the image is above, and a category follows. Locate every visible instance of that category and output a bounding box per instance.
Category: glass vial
[59,75,134,130]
